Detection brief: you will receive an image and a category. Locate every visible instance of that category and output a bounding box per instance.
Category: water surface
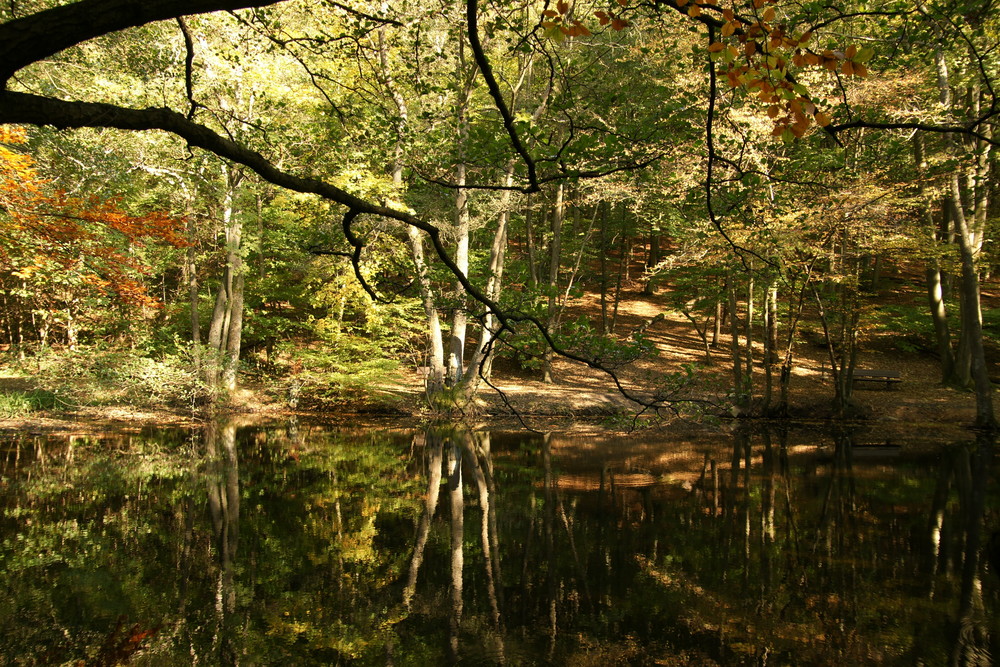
[1,421,997,664]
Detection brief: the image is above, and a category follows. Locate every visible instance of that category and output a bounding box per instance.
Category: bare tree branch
[465,0,540,192]
[0,0,284,87]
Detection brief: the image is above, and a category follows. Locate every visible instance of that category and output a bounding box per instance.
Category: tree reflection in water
[0,422,997,664]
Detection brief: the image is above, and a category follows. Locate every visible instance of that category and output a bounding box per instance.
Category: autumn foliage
[546,0,869,139]
[0,126,183,312]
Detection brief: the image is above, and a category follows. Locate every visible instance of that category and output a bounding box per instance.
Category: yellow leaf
[688,5,701,17]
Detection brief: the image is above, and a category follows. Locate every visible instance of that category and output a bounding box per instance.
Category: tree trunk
[458,161,514,397]
[728,272,747,411]
[408,227,446,395]
[542,184,564,384]
[915,134,956,383]
[763,281,777,412]
[204,165,245,393]
[948,178,996,428]
[599,201,610,334]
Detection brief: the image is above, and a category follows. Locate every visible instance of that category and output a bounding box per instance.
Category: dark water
[1,421,998,665]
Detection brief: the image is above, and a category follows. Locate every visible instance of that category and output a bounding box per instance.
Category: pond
[1,421,998,665]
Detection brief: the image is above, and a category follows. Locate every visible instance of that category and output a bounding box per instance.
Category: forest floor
[1,269,996,437]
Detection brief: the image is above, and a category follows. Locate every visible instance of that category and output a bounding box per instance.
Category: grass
[0,388,61,418]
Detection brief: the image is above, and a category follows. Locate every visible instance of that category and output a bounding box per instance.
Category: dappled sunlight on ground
[472,282,992,428]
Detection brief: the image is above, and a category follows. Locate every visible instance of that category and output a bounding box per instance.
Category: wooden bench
[852,369,902,389]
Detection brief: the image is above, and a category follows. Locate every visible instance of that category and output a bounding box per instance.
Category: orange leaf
[543,9,558,17]
[722,8,734,20]
[841,60,854,76]
[854,62,868,77]
[722,21,736,37]
[708,42,726,52]
[611,17,629,30]
[688,4,701,16]
[845,44,857,59]
[815,111,831,126]
[762,7,775,21]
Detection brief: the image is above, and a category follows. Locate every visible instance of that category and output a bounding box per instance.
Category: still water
[1,421,998,665]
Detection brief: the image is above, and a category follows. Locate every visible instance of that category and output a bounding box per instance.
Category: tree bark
[947,179,996,428]
[542,184,564,384]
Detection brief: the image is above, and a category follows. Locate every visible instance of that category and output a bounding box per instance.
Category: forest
[0,0,999,425]
[5,2,1000,664]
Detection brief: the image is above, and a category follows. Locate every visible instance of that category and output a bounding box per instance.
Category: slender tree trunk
[948,179,996,428]
[204,165,245,394]
[728,272,747,411]
[458,161,515,396]
[610,214,628,334]
[525,203,539,287]
[408,227,446,395]
[763,281,777,412]
[642,229,659,296]
[378,19,447,397]
[915,134,957,382]
[447,34,477,387]
[187,212,201,347]
[599,201,610,334]
[447,152,470,385]
[542,184,564,384]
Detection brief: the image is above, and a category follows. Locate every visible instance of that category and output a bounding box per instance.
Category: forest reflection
[0,422,997,664]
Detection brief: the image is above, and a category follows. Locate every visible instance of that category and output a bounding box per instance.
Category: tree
[3,0,999,424]
[0,125,183,350]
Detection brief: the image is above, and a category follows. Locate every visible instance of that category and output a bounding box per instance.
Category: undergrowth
[5,347,207,410]
[0,389,61,418]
